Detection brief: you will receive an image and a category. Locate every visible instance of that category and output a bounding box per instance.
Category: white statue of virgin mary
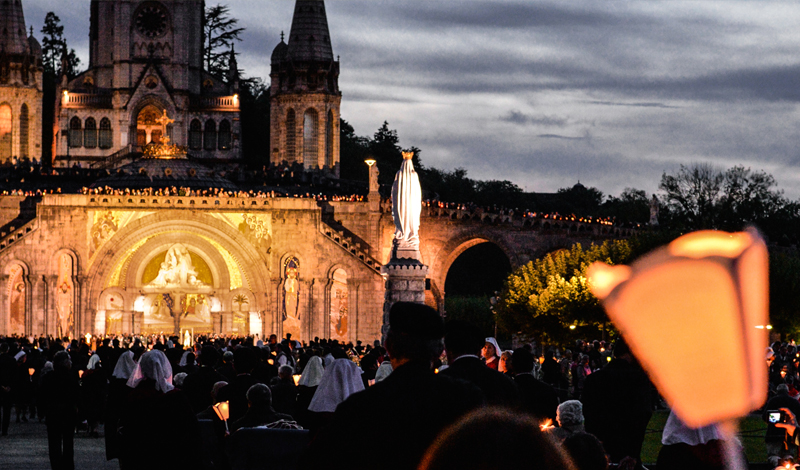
[391,151,422,260]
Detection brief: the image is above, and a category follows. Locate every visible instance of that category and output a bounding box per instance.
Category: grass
[641,410,768,465]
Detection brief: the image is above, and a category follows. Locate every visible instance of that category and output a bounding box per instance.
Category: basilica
[0,0,386,342]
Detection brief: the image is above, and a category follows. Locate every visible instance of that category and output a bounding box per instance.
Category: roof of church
[91,157,240,191]
[286,0,334,62]
[0,0,30,55]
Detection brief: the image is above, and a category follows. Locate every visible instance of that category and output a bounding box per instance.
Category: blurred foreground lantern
[292,375,301,386]
[213,401,231,433]
[540,419,554,431]
[28,368,35,376]
[587,229,768,429]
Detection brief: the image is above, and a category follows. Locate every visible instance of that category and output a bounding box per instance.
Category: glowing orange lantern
[588,229,768,429]
[28,368,35,376]
[540,419,554,431]
[292,375,301,386]
[213,401,231,432]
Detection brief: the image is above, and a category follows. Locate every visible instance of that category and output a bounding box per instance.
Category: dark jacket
[763,392,800,443]
[216,374,261,423]
[39,369,80,422]
[440,356,519,407]
[514,373,559,421]
[306,361,483,470]
[582,358,653,466]
[182,366,227,413]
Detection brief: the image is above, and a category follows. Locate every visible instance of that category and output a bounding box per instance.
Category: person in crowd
[582,338,652,470]
[562,432,609,470]
[441,321,519,407]
[656,410,726,470]
[196,381,228,421]
[574,354,592,399]
[482,337,502,370]
[80,354,107,437]
[551,400,586,443]
[270,365,297,417]
[118,350,210,469]
[217,351,236,382]
[105,350,136,461]
[307,358,364,432]
[39,351,79,470]
[418,407,577,470]
[173,372,188,389]
[178,351,199,375]
[763,383,800,466]
[295,356,324,428]
[498,350,513,376]
[541,349,563,389]
[374,360,392,383]
[13,350,32,423]
[230,383,296,433]
[305,302,483,470]
[0,343,14,436]
[216,347,262,423]
[512,347,558,422]
[182,346,226,413]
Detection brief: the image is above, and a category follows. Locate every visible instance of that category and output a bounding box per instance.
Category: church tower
[270,0,341,177]
[0,0,43,164]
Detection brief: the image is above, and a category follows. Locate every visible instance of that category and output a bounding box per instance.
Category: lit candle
[540,419,554,431]
[292,375,301,386]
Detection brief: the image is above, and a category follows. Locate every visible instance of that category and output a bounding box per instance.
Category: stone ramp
[0,420,117,470]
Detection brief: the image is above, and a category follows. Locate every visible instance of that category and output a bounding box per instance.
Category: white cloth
[299,356,324,387]
[484,337,501,359]
[112,351,137,379]
[179,351,192,367]
[323,353,334,368]
[308,358,365,413]
[127,350,174,393]
[87,355,101,370]
[14,351,26,361]
[390,154,422,252]
[375,361,393,382]
[661,410,723,446]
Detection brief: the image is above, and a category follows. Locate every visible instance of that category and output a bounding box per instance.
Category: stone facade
[0,0,43,165]
[53,0,241,169]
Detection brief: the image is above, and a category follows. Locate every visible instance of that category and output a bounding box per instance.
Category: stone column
[349,280,362,343]
[0,275,8,334]
[380,260,429,340]
[45,275,58,337]
[131,311,143,335]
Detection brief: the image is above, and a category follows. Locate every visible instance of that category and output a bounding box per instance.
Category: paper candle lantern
[587,229,768,428]
[213,401,230,422]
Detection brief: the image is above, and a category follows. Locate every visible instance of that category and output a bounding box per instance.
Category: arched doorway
[443,242,511,336]
[136,105,165,148]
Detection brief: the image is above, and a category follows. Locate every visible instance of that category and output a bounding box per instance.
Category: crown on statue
[402,151,414,160]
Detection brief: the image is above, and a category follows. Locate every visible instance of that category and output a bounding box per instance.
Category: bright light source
[365,158,376,168]
[569,325,576,330]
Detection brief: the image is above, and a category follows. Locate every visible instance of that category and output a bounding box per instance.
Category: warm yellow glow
[28,368,35,376]
[78,370,84,378]
[292,375,301,386]
[588,228,769,428]
[569,325,577,330]
[106,236,155,287]
[586,264,631,299]
[402,151,414,160]
[267,359,274,365]
[668,231,752,259]
[141,249,213,285]
[62,90,69,103]
[540,419,554,431]
[767,325,773,330]
[233,94,239,106]
[365,158,376,167]
[213,401,230,421]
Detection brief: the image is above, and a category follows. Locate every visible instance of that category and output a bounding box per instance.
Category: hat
[389,302,444,340]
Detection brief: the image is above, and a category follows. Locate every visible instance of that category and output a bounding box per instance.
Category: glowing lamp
[78,370,84,378]
[213,401,231,433]
[292,375,301,386]
[28,368,35,376]
[569,325,576,330]
[267,358,274,365]
[365,158,377,168]
[62,90,69,103]
[587,229,768,428]
[540,419,554,431]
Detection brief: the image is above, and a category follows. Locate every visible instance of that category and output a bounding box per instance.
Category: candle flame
[540,419,554,431]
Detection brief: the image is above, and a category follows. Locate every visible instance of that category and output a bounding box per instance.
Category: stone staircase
[319,221,383,275]
[0,218,39,253]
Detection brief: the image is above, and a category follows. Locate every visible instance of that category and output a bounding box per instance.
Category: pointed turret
[0,0,31,55]
[227,44,239,91]
[286,1,334,62]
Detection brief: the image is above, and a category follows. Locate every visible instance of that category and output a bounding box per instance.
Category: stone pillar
[0,275,8,334]
[380,260,429,339]
[45,275,58,337]
[132,311,143,335]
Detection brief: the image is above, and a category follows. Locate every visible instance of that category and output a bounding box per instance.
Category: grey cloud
[501,111,567,127]
[537,134,584,141]
[586,101,681,109]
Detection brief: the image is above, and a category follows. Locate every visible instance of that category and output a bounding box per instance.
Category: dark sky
[23,0,800,198]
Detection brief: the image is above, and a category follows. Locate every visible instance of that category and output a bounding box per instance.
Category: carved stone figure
[391,151,422,260]
[148,244,206,288]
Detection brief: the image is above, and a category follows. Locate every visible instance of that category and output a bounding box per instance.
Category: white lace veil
[308,358,364,413]
[127,350,174,393]
[112,351,137,379]
[298,356,324,387]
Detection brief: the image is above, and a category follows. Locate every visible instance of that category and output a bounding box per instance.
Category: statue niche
[146,244,208,288]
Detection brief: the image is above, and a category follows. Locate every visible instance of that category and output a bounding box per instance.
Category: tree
[496,240,633,345]
[41,12,80,78]
[338,119,371,182]
[770,250,800,339]
[659,163,724,230]
[204,4,245,78]
[601,188,650,225]
[554,183,604,216]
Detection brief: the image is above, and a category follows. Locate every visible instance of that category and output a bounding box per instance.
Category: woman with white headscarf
[306,358,365,434]
[482,337,502,370]
[295,356,324,428]
[80,354,107,437]
[105,351,136,461]
[118,350,210,469]
[656,410,727,470]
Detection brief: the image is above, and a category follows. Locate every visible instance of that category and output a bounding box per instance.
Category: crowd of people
[0,304,747,470]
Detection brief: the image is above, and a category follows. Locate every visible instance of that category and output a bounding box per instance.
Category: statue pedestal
[380,258,428,339]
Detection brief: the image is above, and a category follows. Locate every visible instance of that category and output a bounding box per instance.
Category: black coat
[182,366,227,413]
[763,392,800,443]
[514,373,559,421]
[440,356,520,407]
[216,374,262,423]
[582,358,653,465]
[305,361,484,470]
[39,369,80,422]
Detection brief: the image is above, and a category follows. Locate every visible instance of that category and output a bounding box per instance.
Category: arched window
[189,119,202,150]
[285,109,296,162]
[303,108,318,165]
[19,104,29,158]
[218,119,231,150]
[326,110,334,169]
[84,117,97,149]
[203,120,216,151]
[69,117,82,148]
[99,118,113,149]
[0,104,11,162]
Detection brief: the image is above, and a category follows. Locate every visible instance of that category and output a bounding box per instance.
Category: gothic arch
[285,108,296,162]
[3,260,31,335]
[303,108,318,166]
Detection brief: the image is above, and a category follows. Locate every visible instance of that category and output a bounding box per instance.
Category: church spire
[0,0,31,55]
[286,1,334,62]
